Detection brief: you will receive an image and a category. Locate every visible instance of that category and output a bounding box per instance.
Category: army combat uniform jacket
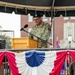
[29,22,51,48]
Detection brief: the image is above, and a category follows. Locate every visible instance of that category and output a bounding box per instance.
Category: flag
[60,61,66,74]
[56,37,60,48]
[6,51,57,75]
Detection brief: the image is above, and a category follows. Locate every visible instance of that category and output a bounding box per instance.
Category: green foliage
[0,34,11,49]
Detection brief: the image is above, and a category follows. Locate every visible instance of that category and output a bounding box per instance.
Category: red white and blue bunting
[0,50,75,75]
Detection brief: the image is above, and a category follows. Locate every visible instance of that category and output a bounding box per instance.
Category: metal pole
[68,41,71,75]
[69,41,71,49]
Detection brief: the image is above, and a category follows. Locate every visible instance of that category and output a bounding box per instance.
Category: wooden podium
[11,37,38,49]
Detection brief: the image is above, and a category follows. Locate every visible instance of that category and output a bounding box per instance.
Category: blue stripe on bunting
[25,51,45,67]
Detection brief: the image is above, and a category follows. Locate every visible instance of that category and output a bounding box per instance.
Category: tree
[0,34,11,49]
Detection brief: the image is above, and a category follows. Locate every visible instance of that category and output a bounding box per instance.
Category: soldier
[29,13,51,48]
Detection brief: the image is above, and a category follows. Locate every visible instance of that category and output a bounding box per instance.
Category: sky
[0,12,21,38]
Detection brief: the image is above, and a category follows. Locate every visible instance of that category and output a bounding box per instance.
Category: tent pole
[51,0,55,48]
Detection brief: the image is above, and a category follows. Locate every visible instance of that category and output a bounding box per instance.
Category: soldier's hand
[38,39,42,42]
[48,26,51,31]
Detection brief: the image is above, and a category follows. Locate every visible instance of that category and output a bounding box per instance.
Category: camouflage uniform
[29,22,51,48]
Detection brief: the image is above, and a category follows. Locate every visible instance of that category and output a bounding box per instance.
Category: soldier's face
[33,17,42,25]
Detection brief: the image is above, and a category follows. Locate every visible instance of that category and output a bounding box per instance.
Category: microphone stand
[21,29,52,45]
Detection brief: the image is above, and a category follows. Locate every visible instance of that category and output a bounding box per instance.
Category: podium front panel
[11,37,38,49]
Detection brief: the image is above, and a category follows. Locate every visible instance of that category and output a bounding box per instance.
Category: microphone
[20,28,24,31]
[24,24,28,28]
[20,24,28,31]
